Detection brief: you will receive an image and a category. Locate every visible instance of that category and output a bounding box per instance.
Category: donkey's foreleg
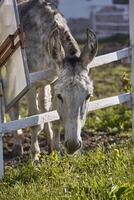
[27,87,41,161]
[51,87,62,155]
[52,120,62,155]
[9,103,24,156]
[38,86,54,153]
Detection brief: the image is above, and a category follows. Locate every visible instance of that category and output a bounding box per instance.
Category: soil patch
[3,130,130,167]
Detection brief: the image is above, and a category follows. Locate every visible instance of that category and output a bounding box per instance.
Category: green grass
[1,62,133,199]
[84,64,131,135]
[1,143,134,200]
[90,64,131,99]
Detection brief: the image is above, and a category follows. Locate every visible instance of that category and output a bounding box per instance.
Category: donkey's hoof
[32,153,41,165]
[56,150,64,157]
[12,145,24,157]
[32,158,40,166]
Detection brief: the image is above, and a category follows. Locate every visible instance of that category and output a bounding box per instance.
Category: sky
[59,0,113,19]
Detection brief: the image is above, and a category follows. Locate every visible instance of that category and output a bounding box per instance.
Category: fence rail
[0,93,131,134]
[30,47,131,85]
[88,93,131,112]
[1,111,59,134]
[88,47,131,69]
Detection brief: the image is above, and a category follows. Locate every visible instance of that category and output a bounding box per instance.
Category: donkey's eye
[86,94,91,101]
[57,94,63,103]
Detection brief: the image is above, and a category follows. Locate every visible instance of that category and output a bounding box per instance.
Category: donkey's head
[49,28,97,154]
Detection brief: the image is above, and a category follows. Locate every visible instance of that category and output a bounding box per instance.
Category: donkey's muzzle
[65,139,82,154]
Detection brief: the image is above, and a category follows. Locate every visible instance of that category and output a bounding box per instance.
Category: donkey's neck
[18,0,38,20]
[18,0,80,88]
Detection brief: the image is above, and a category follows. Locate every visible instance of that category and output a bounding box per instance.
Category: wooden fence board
[88,93,131,112]
[88,47,131,69]
[0,84,4,179]
[129,0,134,140]
[0,110,59,134]
[0,93,131,134]
[30,69,57,87]
[29,48,131,87]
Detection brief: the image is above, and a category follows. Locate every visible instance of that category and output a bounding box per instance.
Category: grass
[1,60,133,199]
[84,63,131,135]
[1,142,134,200]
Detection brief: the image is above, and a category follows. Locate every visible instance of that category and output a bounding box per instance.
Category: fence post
[129,0,134,141]
[0,83,4,179]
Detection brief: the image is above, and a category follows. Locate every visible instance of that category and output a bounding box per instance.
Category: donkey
[9,0,97,161]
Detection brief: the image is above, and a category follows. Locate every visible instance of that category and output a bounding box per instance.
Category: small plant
[121,72,131,93]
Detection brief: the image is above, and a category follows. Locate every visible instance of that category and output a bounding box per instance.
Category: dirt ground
[3,129,130,167]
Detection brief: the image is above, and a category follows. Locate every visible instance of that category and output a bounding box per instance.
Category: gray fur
[10,0,97,159]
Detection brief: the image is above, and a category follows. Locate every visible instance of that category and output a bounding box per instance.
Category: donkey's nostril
[65,140,82,154]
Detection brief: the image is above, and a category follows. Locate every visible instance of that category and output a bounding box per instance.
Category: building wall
[58,0,129,40]
[92,5,129,38]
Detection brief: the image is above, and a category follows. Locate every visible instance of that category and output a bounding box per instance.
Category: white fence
[0,0,134,179]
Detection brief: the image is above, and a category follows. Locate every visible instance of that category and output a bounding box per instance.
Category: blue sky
[59,0,112,18]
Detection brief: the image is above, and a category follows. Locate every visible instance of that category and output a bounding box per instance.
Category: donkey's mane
[18,0,59,20]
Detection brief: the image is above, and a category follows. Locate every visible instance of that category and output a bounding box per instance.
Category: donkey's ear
[48,28,65,64]
[80,28,98,71]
